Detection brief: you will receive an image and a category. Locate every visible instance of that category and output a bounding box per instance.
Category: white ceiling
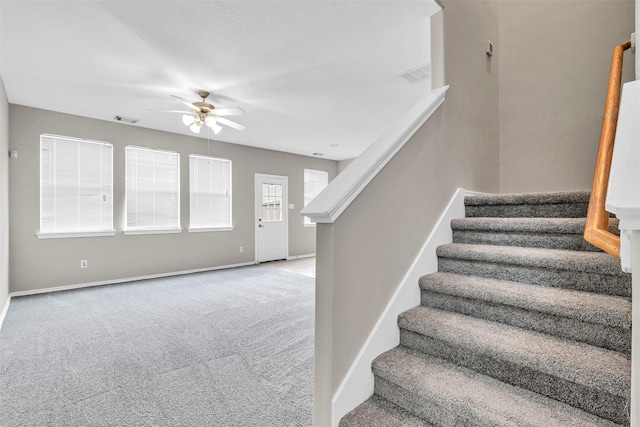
[0,0,440,161]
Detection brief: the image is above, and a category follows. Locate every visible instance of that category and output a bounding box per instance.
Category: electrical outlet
[80,260,88,269]
[239,246,244,253]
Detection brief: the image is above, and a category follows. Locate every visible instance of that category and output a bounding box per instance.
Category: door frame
[254,173,289,264]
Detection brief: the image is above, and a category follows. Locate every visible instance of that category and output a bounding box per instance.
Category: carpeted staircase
[340,191,632,427]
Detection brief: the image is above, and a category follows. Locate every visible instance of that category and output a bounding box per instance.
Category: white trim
[301,86,449,224]
[36,230,116,239]
[606,80,640,273]
[8,261,257,298]
[188,226,234,233]
[41,133,112,146]
[631,231,639,427]
[189,154,231,162]
[331,188,467,426]
[636,0,639,77]
[125,145,179,155]
[0,295,11,332]
[123,228,183,236]
[286,253,315,260]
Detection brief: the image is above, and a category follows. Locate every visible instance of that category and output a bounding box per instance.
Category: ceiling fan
[154,90,246,135]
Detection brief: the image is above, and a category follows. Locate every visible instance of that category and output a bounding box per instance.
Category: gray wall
[337,158,354,174]
[8,105,337,293]
[314,1,501,424]
[499,0,635,192]
[0,77,9,312]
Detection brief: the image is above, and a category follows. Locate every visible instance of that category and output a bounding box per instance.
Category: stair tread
[374,347,621,427]
[398,306,630,397]
[339,395,433,427]
[419,272,631,328]
[345,190,631,426]
[465,191,591,206]
[451,217,619,234]
[437,243,626,276]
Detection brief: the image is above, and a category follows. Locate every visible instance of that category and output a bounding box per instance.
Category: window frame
[303,168,329,227]
[37,133,115,239]
[124,145,182,235]
[188,154,234,232]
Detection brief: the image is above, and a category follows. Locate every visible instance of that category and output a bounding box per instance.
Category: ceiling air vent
[114,115,139,124]
[398,65,431,85]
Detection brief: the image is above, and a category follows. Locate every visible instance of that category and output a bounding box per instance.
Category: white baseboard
[330,188,467,426]
[0,295,11,332]
[286,253,316,260]
[8,261,257,298]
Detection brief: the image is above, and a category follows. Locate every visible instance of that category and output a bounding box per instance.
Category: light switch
[289,204,295,209]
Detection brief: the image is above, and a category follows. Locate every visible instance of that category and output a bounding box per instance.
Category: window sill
[36,230,117,239]
[188,226,234,233]
[123,228,183,236]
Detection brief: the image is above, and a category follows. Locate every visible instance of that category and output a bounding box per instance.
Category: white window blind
[189,155,232,230]
[40,134,113,235]
[303,169,328,225]
[126,146,180,232]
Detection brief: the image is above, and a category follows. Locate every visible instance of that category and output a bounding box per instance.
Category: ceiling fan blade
[170,94,197,110]
[217,117,246,131]
[214,107,246,117]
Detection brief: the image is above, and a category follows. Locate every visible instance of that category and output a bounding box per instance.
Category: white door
[255,174,288,263]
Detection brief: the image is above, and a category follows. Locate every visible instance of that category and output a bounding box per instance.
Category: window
[303,169,328,225]
[261,183,283,222]
[125,146,180,234]
[189,155,232,231]
[39,134,114,238]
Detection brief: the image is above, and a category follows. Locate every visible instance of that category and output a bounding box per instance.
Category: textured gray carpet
[341,191,631,426]
[0,262,315,426]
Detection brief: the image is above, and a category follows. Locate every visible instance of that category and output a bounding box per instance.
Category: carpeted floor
[0,259,315,426]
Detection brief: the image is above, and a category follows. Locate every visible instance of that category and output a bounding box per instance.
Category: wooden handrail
[584,40,632,258]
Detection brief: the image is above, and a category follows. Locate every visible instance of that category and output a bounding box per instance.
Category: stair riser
[338,396,434,427]
[438,258,631,297]
[465,203,589,218]
[452,230,601,252]
[420,290,630,354]
[374,376,477,426]
[399,330,628,424]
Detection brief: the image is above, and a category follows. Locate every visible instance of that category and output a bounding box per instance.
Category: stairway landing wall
[499,0,636,193]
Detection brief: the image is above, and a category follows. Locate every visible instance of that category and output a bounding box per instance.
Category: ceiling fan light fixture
[205,116,222,134]
[189,122,202,134]
[182,114,195,126]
